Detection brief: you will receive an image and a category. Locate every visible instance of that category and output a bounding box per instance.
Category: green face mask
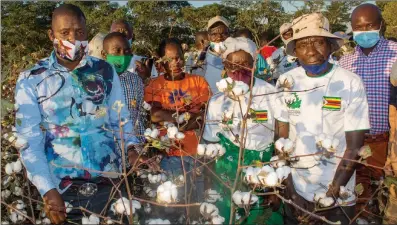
[106,54,132,74]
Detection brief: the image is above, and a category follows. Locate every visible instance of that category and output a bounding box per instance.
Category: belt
[364,132,389,143]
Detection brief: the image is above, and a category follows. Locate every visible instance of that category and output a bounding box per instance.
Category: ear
[48,29,55,42]
[101,50,107,60]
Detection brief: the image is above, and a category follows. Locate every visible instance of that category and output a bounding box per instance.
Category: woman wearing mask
[203,37,283,225]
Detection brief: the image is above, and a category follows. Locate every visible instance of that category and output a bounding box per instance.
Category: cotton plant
[315,133,340,154]
[144,128,160,140]
[211,215,226,225]
[156,181,178,204]
[64,201,73,213]
[204,189,223,203]
[244,165,291,188]
[110,197,141,216]
[232,191,259,208]
[197,143,226,159]
[144,186,157,198]
[82,214,100,225]
[358,145,372,160]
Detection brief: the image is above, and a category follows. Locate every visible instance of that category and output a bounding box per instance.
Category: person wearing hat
[267,23,299,83]
[203,37,283,225]
[275,13,370,224]
[338,4,397,222]
[203,16,231,94]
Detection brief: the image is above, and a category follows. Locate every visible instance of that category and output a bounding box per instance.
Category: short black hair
[111,19,132,30]
[259,32,271,43]
[52,4,86,23]
[235,28,253,40]
[158,38,183,57]
[104,32,128,44]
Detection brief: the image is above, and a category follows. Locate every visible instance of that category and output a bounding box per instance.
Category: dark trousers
[61,178,134,224]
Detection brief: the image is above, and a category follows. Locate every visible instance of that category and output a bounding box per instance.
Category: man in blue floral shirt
[14,4,151,224]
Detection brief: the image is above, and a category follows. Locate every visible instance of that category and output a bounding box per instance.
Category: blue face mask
[300,59,329,75]
[353,29,380,48]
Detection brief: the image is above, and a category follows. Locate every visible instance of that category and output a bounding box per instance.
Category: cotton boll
[232,191,243,205]
[12,160,22,173]
[274,138,285,151]
[212,216,225,225]
[1,190,11,199]
[14,137,28,150]
[261,165,275,173]
[205,189,223,203]
[322,139,332,150]
[313,192,327,202]
[64,202,73,213]
[205,144,218,158]
[264,172,278,187]
[144,203,152,214]
[319,197,334,207]
[200,203,219,218]
[144,128,152,137]
[197,144,206,156]
[244,167,261,184]
[5,163,13,175]
[144,187,157,198]
[175,132,185,140]
[216,79,228,92]
[14,187,22,196]
[42,218,51,225]
[81,217,90,225]
[241,192,258,205]
[106,219,114,224]
[9,213,18,223]
[142,101,152,111]
[35,220,42,225]
[270,156,285,168]
[339,186,353,200]
[331,139,340,149]
[157,181,178,204]
[150,129,160,139]
[225,77,233,84]
[167,126,178,139]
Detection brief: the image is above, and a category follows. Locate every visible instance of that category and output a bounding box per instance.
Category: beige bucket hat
[285,13,344,56]
[207,16,230,31]
[280,22,293,44]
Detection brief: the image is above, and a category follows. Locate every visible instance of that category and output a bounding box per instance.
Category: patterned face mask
[53,38,89,61]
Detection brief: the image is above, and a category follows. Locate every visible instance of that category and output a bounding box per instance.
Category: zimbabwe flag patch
[253,110,268,123]
[322,96,341,111]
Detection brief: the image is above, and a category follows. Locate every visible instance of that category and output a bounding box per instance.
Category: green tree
[182,3,238,35]
[127,1,191,56]
[323,1,362,33]
[382,2,397,39]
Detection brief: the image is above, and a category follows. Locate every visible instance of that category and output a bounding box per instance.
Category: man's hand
[136,60,151,80]
[43,189,66,225]
[128,149,160,171]
[263,193,282,212]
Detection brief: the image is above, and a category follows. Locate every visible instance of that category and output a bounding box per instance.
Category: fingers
[47,205,66,225]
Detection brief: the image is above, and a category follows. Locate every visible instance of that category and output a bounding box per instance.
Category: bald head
[110,19,133,41]
[351,4,382,32]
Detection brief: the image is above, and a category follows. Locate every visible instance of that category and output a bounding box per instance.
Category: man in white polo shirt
[275,13,370,224]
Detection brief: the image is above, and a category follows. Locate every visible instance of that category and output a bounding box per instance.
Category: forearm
[328,131,366,197]
[150,108,177,123]
[274,119,289,141]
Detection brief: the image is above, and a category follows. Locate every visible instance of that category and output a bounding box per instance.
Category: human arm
[327,78,370,198]
[15,75,65,224]
[326,130,366,198]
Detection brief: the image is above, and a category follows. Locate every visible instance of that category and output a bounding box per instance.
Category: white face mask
[53,38,89,61]
[210,41,226,53]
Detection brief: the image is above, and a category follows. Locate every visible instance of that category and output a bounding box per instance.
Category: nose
[67,33,77,44]
[305,44,318,57]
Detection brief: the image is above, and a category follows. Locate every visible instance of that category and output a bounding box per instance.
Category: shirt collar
[355,37,387,57]
[49,51,92,71]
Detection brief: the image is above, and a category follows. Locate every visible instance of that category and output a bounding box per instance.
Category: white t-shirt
[276,65,370,202]
[268,47,298,79]
[203,78,280,151]
[204,51,224,94]
[127,55,158,78]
